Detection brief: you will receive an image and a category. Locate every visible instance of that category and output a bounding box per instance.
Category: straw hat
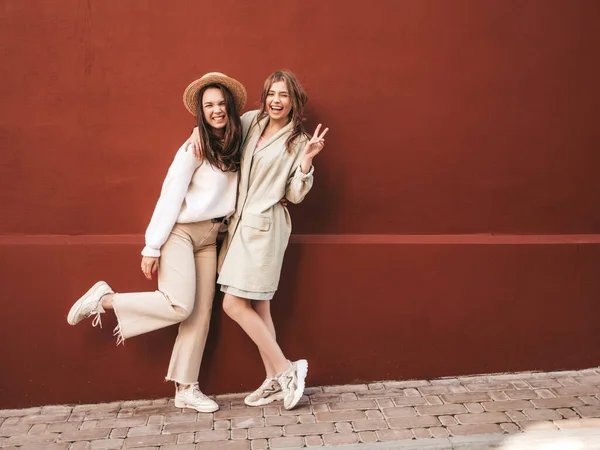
[183,72,247,116]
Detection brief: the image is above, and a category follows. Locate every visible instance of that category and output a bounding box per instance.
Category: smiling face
[201,87,228,133]
[265,80,293,124]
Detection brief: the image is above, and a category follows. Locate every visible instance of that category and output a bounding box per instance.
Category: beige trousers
[113,220,220,384]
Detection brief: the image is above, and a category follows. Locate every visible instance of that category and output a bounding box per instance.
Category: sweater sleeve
[141,144,202,257]
[285,164,314,204]
[285,137,314,204]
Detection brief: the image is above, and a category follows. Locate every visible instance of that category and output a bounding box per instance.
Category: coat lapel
[239,115,294,198]
[238,114,267,198]
[254,119,293,156]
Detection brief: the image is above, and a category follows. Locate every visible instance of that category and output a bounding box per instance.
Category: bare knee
[222,295,249,320]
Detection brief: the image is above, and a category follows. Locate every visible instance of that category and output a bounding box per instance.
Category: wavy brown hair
[257,70,308,152]
[196,84,242,172]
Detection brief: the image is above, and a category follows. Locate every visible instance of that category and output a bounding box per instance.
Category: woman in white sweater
[67,72,246,413]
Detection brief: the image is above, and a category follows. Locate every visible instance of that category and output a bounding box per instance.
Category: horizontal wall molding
[2,234,600,245]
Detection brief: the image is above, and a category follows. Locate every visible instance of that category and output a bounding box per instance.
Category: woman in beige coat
[190,70,328,410]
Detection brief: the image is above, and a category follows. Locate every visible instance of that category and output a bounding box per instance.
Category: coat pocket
[242,213,271,231]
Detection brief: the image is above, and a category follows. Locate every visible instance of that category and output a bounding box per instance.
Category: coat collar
[253,114,293,156]
[239,114,293,190]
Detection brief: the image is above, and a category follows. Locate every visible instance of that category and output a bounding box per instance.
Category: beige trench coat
[217,110,314,293]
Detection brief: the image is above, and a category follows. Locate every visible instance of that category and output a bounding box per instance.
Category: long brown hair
[196,84,242,172]
[257,70,308,152]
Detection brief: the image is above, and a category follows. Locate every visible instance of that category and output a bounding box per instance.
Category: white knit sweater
[141,143,237,257]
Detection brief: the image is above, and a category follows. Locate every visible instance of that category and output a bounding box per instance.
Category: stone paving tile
[555,418,600,429]
[322,431,359,445]
[355,388,405,399]
[264,415,297,426]
[162,420,213,434]
[390,396,427,406]
[455,411,510,424]
[558,407,580,419]
[412,427,432,439]
[304,434,323,447]
[531,396,585,408]
[536,388,558,398]
[388,415,441,429]
[440,392,492,403]
[284,422,335,436]
[0,408,41,418]
[269,436,304,448]
[449,423,503,436]
[314,410,366,422]
[384,380,430,389]
[504,389,542,400]
[464,402,483,413]
[430,426,450,438]
[247,426,282,439]
[352,418,388,432]
[439,415,458,426]
[582,396,600,405]
[322,384,368,393]
[518,420,559,431]
[340,393,358,401]
[376,429,413,441]
[528,379,563,389]
[3,366,600,448]
[197,441,250,449]
[298,414,315,423]
[501,422,521,434]
[523,408,563,421]
[328,400,377,411]
[415,403,467,415]
[359,430,378,443]
[574,405,600,417]
[251,438,269,449]
[381,406,417,418]
[481,399,533,411]
[425,395,444,405]
[123,433,177,447]
[194,429,230,442]
[231,417,264,429]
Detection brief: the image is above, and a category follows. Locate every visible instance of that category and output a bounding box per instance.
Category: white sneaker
[277,359,308,410]
[174,383,219,413]
[67,281,114,328]
[244,377,285,407]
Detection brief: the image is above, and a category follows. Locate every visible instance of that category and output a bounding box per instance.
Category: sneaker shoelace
[190,384,209,401]
[259,377,275,391]
[278,373,293,391]
[91,311,103,329]
[88,294,106,328]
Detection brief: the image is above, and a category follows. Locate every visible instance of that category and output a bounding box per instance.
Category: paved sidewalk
[2,368,600,449]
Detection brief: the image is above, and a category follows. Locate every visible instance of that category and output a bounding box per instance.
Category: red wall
[1,0,600,408]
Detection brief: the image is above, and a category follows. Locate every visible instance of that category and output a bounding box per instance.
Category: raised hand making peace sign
[300,123,329,174]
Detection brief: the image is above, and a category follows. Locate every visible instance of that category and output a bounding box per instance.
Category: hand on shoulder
[183,127,203,160]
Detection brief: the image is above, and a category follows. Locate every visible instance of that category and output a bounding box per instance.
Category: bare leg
[253,300,277,378]
[101,293,115,310]
[223,294,289,374]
